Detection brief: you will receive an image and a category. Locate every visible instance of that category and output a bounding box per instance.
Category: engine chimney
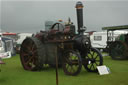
[75,1,85,34]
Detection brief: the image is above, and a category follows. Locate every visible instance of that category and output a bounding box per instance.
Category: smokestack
[75,1,85,34]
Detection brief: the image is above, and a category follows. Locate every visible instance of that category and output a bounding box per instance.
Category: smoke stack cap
[75,1,83,9]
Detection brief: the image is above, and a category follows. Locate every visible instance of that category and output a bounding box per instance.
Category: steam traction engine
[102,25,128,60]
[20,1,103,76]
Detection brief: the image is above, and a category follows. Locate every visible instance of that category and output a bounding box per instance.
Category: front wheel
[62,50,82,76]
[83,47,103,72]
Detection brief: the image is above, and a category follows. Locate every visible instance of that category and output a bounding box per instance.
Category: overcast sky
[0,0,128,33]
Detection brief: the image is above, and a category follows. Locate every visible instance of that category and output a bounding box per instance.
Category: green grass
[0,55,128,85]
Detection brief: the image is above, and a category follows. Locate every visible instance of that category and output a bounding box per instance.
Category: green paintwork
[102,25,128,30]
[119,34,125,41]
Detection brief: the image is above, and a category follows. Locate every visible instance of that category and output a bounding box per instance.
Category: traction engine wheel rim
[62,50,82,76]
[20,38,39,71]
[84,47,103,72]
[109,41,128,60]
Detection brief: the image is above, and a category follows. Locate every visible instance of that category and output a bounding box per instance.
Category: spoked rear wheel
[109,41,128,60]
[83,47,103,72]
[62,50,82,76]
[20,37,44,71]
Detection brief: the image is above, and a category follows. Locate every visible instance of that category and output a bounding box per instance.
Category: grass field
[0,54,128,85]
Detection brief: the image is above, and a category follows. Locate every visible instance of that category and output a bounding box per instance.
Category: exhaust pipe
[75,1,85,35]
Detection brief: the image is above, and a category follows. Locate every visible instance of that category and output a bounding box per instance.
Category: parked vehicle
[90,30,128,52]
[102,25,128,60]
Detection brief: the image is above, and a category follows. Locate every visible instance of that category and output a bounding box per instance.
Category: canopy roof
[102,25,128,31]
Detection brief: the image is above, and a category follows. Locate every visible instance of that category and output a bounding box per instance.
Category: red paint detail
[64,26,70,33]
[3,32,17,35]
